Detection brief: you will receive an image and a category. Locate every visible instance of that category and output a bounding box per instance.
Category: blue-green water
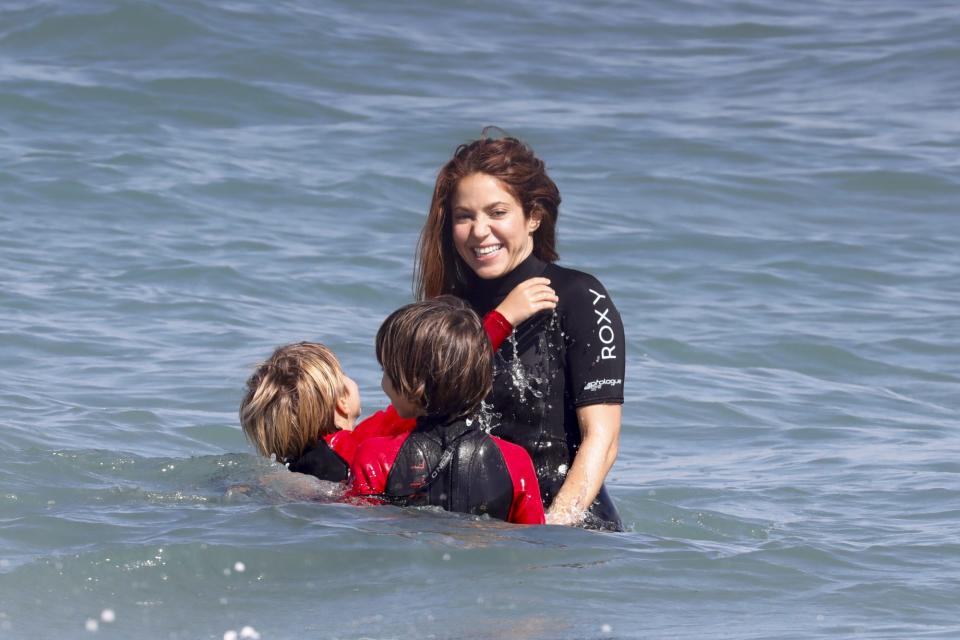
[2,1,958,638]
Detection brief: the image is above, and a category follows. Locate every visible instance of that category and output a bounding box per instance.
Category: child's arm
[344,436,404,500]
[484,277,558,351]
[482,310,514,351]
[494,277,558,328]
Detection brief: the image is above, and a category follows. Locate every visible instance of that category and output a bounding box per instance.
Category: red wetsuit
[290,311,514,479]
[321,404,415,463]
[348,418,545,525]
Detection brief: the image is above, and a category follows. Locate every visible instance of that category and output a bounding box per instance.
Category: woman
[415,134,625,529]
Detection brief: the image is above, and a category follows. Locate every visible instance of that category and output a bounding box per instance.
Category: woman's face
[451,172,540,280]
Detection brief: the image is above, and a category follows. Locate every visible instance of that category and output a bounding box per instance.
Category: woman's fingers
[521,277,551,288]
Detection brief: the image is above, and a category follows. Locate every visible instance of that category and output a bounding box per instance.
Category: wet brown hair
[415,134,561,299]
[376,296,492,421]
[239,342,347,462]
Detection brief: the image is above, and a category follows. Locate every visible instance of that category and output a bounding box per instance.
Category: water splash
[466,400,501,434]
[500,327,549,401]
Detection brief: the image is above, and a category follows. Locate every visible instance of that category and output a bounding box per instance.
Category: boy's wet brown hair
[239,342,346,462]
[376,296,492,422]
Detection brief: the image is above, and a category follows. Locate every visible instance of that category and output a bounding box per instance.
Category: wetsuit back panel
[385,419,513,521]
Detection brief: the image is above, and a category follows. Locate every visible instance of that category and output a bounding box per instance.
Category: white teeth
[474,244,502,256]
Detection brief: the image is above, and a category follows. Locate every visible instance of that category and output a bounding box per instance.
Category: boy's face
[334,375,363,431]
[381,373,421,419]
[343,375,361,423]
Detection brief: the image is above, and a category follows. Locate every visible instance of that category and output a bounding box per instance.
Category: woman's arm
[545,404,620,525]
[546,271,625,525]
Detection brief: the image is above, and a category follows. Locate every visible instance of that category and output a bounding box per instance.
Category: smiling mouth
[472,244,502,258]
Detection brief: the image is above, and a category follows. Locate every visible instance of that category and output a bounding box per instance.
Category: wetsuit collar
[462,253,547,314]
[415,415,472,439]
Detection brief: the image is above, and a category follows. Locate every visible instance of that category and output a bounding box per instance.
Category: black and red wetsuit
[348,416,545,525]
[460,255,626,530]
[287,404,414,482]
[285,310,516,483]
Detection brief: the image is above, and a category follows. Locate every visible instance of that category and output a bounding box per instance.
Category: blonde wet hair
[239,342,347,462]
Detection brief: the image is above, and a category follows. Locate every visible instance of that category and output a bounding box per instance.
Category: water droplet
[239,626,260,639]
[470,400,501,433]
[233,562,245,573]
[85,619,99,632]
[100,609,115,623]
[601,624,613,633]
[442,553,451,561]
[223,631,238,640]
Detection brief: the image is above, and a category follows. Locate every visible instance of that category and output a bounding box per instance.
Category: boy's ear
[334,393,350,418]
[411,382,426,406]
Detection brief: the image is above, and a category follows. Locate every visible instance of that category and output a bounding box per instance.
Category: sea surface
[1,1,958,638]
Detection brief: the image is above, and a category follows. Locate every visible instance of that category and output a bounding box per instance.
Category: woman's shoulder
[543,262,615,304]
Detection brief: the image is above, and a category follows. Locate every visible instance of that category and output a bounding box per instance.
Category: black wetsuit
[288,439,349,483]
[384,417,515,520]
[462,254,626,530]
[350,416,545,523]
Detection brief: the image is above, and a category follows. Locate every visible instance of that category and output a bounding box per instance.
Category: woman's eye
[492,210,508,217]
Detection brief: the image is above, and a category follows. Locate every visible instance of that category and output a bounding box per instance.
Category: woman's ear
[527,207,543,233]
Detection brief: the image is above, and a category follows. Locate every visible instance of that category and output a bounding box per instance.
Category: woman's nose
[471,216,489,238]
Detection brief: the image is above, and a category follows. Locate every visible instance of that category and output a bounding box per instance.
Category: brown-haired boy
[348,296,545,525]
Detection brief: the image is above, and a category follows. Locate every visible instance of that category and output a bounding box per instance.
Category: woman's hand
[545,404,621,526]
[495,277,558,326]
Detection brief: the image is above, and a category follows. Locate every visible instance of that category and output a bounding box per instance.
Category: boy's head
[240,342,360,462]
[376,295,492,421]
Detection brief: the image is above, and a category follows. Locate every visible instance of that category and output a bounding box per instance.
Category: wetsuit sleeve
[287,438,349,483]
[324,430,358,465]
[345,435,404,499]
[561,273,626,406]
[494,437,546,525]
[482,310,513,352]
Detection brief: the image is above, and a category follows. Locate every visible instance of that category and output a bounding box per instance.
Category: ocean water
[2,1,958,638]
